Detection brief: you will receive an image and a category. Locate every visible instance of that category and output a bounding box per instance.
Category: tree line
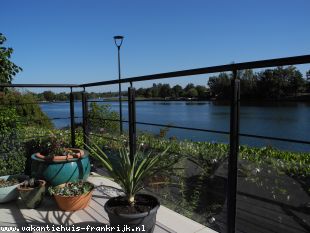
[208,66,310,100]
[135,83,210,99]
[32,65,310,102]
[32,83,211,102]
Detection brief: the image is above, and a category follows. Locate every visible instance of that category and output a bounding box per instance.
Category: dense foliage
[0,107,26,176]
[0,91,53,128]
[135,83,210,99]
[0,33,22,91]
[208,66,309,100]
[88,102,120,134]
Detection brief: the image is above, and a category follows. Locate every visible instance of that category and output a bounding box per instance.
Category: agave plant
[85,142,169,206]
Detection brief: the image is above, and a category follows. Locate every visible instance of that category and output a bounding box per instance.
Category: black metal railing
[1,54,310,233]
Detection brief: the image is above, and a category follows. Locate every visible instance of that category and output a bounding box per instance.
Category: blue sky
[1,0,310,92]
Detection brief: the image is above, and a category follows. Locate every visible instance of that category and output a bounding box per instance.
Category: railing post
[128,87,136,162]
[82,88,89,148]
[227,70,240,233]
[119,79,123,135]
[69,88,76,148]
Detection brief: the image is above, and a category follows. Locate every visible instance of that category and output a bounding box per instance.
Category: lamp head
[114,35,124,47]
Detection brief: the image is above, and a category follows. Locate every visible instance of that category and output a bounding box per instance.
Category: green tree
[240,69,257,98]
[184,83,195,92]
[187,87,198,98]
[42,91,55,101]
[208,73,231,99]
[306,70,310,92]
[136,88,146,97]
[144,88,152,98]
[286,66,304,97]
[256,66,304,99]
[159,84,172,98]
[151,83,160,97]
[56,92,69,101]
[172,85,183,98]
[195,85,209,99]
[0,33,22,91]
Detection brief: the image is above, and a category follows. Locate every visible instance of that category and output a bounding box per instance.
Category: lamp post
[114,35,124,134]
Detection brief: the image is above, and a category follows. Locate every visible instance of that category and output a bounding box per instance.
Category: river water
[40,101,310,152]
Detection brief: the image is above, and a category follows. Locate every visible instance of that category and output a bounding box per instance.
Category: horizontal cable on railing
[49,117,82,121]
[88,118,310,145]
[0,84,79,88]
[136,121,230,135]
[88,117,229,135]
[239,133,310,145]
[7,117,82,126]
[0,101,82,107]
[88,132,125,142]
[86,99,210,102]
[86,100,117,103]
[88,117,129,123]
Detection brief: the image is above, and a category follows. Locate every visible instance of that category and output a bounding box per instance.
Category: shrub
[0,133,26,173]
[0,90,53,128]
[0,107,26,176]
[88,103,120,134]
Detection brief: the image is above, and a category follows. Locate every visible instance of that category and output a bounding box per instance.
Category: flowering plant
[27,131,71,157]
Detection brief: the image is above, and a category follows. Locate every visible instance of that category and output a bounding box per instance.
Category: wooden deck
[0,175,216,233]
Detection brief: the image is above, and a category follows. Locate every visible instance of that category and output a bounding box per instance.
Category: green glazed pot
[17,180,46,209]
[30,149,90,186]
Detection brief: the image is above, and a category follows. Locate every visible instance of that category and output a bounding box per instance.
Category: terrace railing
[1,54,310,233]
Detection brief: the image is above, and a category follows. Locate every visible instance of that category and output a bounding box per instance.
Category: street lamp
[114,35,124,134]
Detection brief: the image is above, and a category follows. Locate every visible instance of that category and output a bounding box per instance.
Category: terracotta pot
[35,148,84,161]
[52,182,94,211]
[54,190,93,211]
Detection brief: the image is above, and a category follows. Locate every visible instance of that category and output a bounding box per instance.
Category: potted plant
[85,143,170,233]
[0,174,28,203]
[48,181,94,211]
[29,132,90,186]
[17,178,46,209]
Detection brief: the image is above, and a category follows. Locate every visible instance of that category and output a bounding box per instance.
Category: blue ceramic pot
[0,175,27,203]
[31,149,90,186]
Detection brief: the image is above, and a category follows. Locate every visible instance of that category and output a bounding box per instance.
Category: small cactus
[22,178,40,188]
